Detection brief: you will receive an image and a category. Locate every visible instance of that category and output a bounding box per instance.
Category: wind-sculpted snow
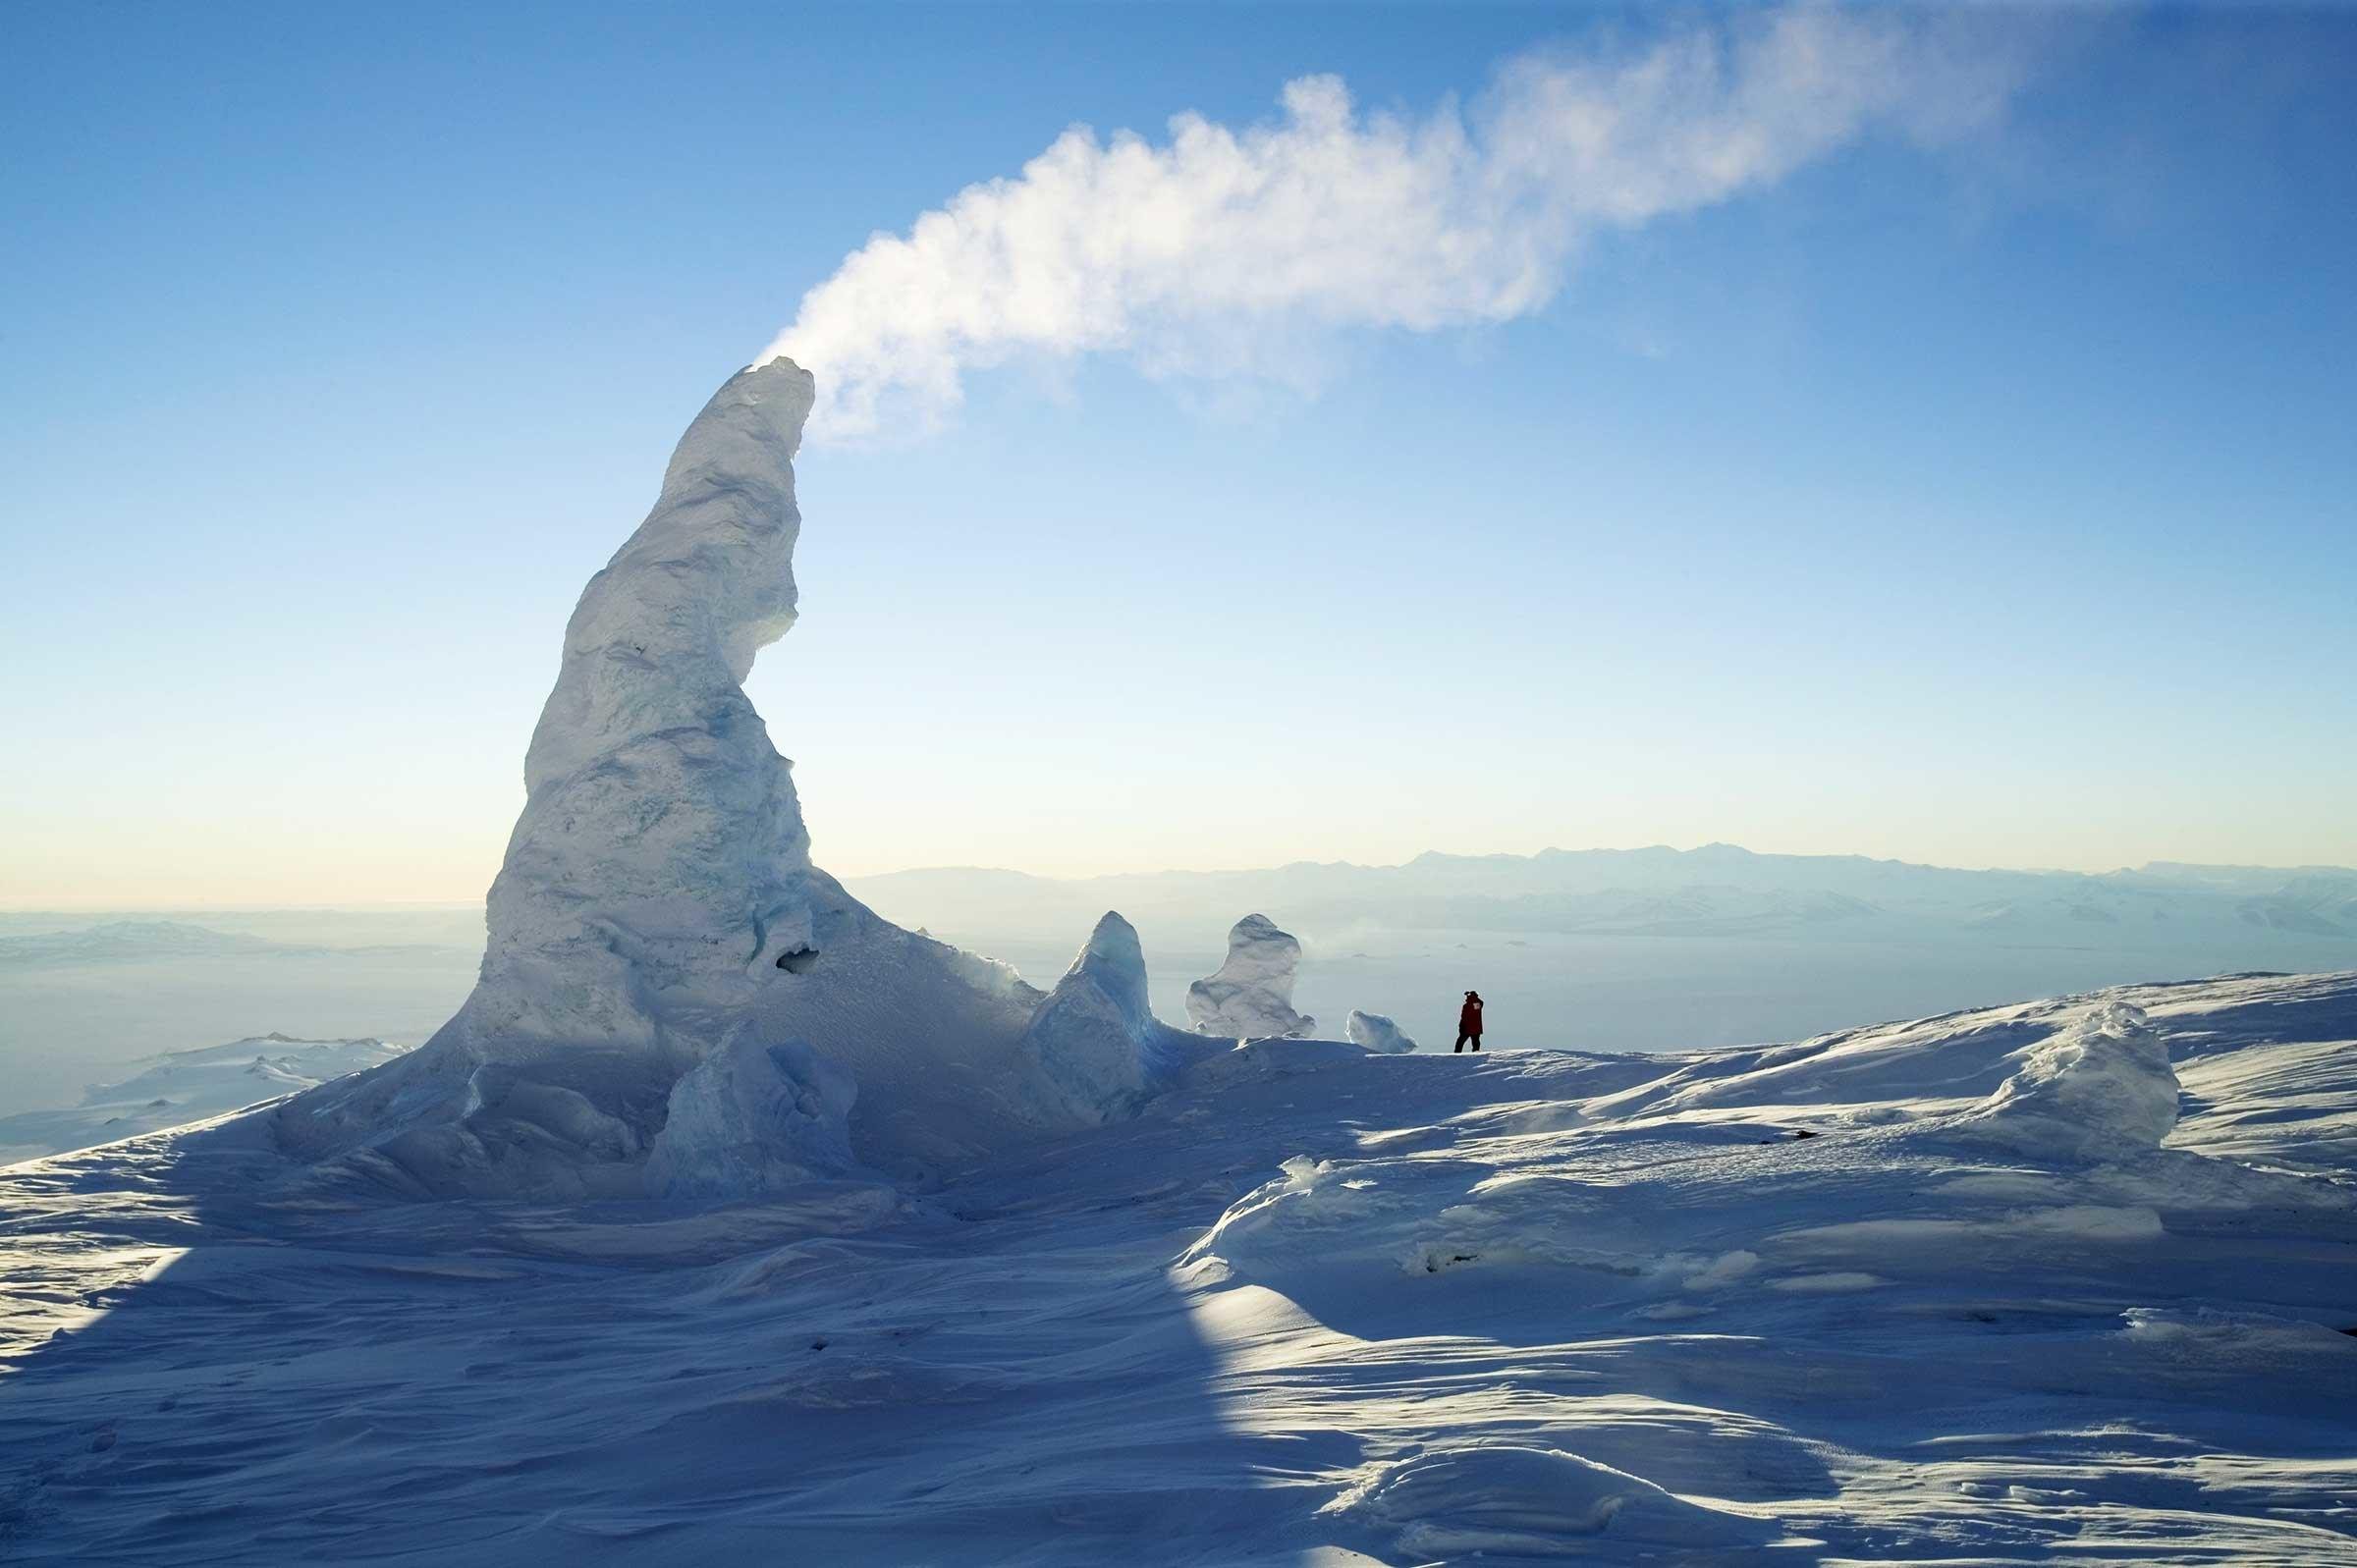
[4,972,2356,1562]
[1325,1445,1779,1557]
[1345,1009,1416,1054]
[1187,912,1314,1039]
[1964,999,2180,1159]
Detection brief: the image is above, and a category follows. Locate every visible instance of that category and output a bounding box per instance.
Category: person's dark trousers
[1454,1034,1481,1053]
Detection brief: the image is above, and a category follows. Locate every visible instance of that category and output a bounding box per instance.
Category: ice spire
[477,357,824,1057]
[1187,914,1315,1039]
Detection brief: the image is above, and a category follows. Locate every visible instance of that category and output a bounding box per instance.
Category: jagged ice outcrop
[1017,912,1199,1123]
[1346,1009,1417,1054]
[1187,914,1314,1039]
[261,360,1189,1197]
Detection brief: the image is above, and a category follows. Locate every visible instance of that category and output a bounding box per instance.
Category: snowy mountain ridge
[0,922,462,966]
[0,1035,407,1165]
[852,847,2357,948]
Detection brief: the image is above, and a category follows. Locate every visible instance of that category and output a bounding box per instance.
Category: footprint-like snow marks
[1326,1445,1778,1557]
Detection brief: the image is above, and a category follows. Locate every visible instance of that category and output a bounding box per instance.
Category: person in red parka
[1454,990,1484,1053]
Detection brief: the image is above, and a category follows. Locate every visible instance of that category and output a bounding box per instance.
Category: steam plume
[765,5,2033,440]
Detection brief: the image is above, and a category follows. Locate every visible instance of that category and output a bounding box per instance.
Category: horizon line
[9,840,2355,914]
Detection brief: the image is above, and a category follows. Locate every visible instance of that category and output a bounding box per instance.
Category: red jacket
[1458,998,1483,1036]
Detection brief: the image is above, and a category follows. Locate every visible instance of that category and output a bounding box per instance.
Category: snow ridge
[1963,999,2180,1159]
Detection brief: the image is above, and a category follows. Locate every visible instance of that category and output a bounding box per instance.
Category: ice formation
[262,360,1184,1196]
[1017,912,1196,1122]
[642,1031,859,1199]
[1186,914,1314,1039]
[1344,1009,1416,1054]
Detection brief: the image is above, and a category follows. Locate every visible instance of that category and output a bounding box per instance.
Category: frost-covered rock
[1017,913,1194,1123]
[1186,914,1313,1039]
[644,1031,857,1199]
[1346,1009,1416,1054]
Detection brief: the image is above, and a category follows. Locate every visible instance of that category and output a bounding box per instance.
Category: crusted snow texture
[1186,914,1314,1039]
[261,360,1120,1197]
[643,1030,857,1199]
[1346,1009,1417,1054]
[1327,1444,1776,1558]
[1017,912,1202,1124]
[1961,1000,2180,1160]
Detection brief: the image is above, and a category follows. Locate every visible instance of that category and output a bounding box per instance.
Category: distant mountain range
[848,845,2357,949]
[0,920,461,967]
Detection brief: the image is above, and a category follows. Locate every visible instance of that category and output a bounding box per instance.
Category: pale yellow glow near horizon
[7,757,2353,911]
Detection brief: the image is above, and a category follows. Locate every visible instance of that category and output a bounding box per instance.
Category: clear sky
[3,2,2353,907]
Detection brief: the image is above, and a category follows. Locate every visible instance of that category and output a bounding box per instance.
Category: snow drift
[1962,999,2180,1160]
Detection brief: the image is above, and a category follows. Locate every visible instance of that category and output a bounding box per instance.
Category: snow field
[3,970,2353,1563]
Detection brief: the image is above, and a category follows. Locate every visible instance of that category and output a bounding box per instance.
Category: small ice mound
[1326,1444,1776,1558]
[1345,1009,1416,1054]
[1016,912,1186,1123]
[1961,1000,2179,1161]
[1187,913,1314,1039]
[644,1031,856,1199]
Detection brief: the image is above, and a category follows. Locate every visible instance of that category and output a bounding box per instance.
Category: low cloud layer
[765,5,2036,440]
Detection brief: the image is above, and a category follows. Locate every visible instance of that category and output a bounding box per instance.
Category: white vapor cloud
[764,4,2038,441]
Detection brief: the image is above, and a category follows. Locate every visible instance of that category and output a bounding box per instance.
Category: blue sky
[3,2,2353,905]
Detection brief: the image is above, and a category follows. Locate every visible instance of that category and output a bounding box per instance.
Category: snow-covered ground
[4,969,2353,1564]
[9,363,2348,1564]
[0,1035,407,1165]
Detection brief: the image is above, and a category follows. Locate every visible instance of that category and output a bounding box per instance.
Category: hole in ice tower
[775,946,819,974]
